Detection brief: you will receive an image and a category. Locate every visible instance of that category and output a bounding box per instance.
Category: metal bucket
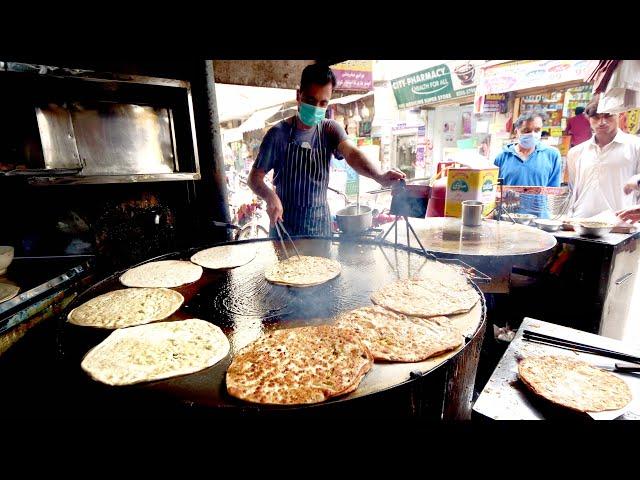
[335,205,372,234]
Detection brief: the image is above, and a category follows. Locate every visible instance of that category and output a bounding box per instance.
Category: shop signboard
[483,93,508,113]
[391,61,481,109]
[332,60,373,91]
[478,60,599,95]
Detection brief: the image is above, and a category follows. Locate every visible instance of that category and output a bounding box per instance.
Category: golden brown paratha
[81,319,230,386]
[190,244,257,270]
[226,325,372,405]
[412,260,471,290]
[333,305,463,362]
[264,255,341,287]
[67,287,184,329]
[371,278,480,317]
[120,260,203,288]
[518,355,632,413]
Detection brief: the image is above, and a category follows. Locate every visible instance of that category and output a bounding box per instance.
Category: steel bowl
[0,246,14,275]
[500,213,537,226]
[335,204,372,235]
[573,221,615,238]
[533,219,563,232]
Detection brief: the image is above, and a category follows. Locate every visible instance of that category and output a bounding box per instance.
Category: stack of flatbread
[265,255,341,287]
[120,260,203,288]
[67,287,184,329]
[226,325,373,404]
[190,244,257,270]
[371,277,479,318]
[334,305,463,362]
[518,355,632,413]
[81,319,230,386]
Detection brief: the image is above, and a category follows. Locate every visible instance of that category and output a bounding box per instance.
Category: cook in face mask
[247,63,405,238]
[298,101,327,127]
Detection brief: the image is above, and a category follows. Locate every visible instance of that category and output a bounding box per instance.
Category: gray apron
[271,117,331,237]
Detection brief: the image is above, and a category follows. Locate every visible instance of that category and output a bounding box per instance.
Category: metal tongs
[274,220,301,260]
[522,329,640,371]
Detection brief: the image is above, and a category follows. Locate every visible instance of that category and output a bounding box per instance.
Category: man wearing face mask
[248,63,405,236]
[492,111,562,217]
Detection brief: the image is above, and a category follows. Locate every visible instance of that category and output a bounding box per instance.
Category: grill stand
[379,215,491,284]
[486,177,516,223]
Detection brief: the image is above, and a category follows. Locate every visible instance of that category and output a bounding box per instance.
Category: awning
[237,105,283,133]
[214,84,296,122]
[221,127,244,144]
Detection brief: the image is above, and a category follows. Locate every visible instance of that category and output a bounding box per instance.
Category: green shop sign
[391,64,475,109]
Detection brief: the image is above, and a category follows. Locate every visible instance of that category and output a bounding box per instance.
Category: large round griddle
[392,217,557,256]
[57,237,485,413]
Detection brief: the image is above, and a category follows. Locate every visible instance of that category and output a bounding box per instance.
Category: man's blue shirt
[493,142,562,218]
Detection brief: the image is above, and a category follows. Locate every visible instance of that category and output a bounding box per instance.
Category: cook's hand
[624,181,639,195]
[623,174,640,195]
[266,193,284,227]
[616,206,640,223]
[377,168,406,187]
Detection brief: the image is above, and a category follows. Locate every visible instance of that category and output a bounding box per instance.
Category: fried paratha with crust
[371,278,480,317]
[81,319,230,386]
[190,244,257,270]
[226,325,372,405]
[265,255,341,287]
[334,305,463,362]
[67,287,184,329]
[120,260,203,288]
[518,355,632,413]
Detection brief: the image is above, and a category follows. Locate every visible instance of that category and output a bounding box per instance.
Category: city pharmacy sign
[391,64,455,108]
[391,62,478,109]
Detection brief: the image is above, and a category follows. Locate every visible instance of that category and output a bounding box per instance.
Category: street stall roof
[237,105,283,134]
[215,83,296,122]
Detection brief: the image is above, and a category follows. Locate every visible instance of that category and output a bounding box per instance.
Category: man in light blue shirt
[493,111,562,218]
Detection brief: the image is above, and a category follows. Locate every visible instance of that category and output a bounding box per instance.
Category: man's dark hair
[300,63,336,91]
[541,130,550,138]
[514,110,548,129]
[575,106,585,115]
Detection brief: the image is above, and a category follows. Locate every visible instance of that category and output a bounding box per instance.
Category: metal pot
[335,205,372,234]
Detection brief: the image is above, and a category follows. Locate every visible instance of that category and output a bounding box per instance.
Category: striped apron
[271,117,331,237]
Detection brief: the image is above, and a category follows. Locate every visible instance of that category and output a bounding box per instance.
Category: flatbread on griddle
[81,319,230,386]
[371,277,480,318]
[518,355,632,413]
[412,260,471,290]
[120,260,203,288]
[264,255,341,287]
[67,287,184,329]
[190,244,257,270]
[226,325,372,405]
[334,305,463,362]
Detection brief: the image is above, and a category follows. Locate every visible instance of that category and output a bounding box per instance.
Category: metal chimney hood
[0,61,201,185]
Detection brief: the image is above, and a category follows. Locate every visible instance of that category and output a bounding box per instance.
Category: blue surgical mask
[298,102,326,127]
[518,133,537,149]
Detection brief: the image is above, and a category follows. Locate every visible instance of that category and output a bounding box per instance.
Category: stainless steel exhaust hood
[0,62,201,185]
